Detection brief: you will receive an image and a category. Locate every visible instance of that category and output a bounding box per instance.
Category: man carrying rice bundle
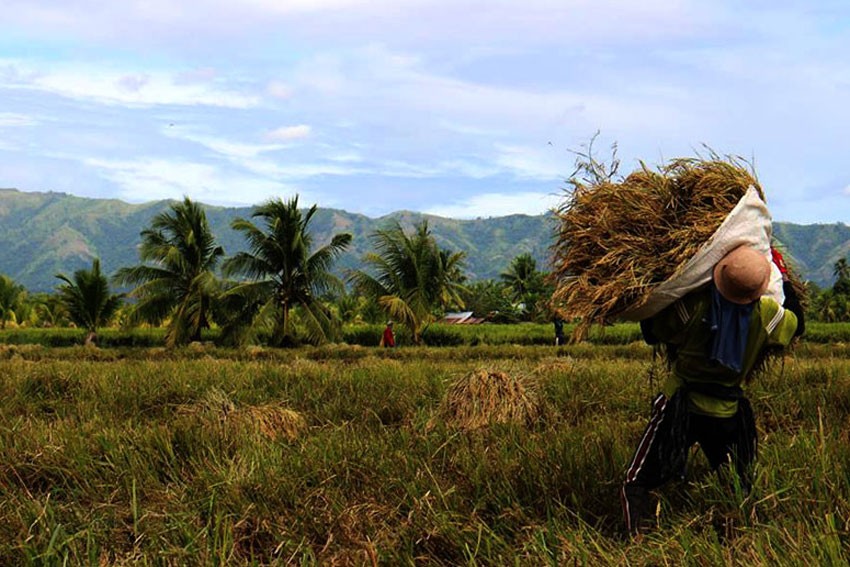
[551,153,807,534]
[620,244,804,536]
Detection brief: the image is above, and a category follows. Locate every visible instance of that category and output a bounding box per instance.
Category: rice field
[0,333,848,564]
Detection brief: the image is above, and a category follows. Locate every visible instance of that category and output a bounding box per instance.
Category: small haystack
[179,389,307,442]
[430,370,542,431]
[551,154,802,338]
[230,405,307,442]
[193,388,237,416]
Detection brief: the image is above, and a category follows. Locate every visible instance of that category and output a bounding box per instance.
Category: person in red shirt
[381,321,395,347]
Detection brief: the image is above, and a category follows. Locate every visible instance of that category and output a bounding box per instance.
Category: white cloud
[174,67,217,85]
[266,81,293,99]
[0,112,38,127]
[81,156,328,206]
[238,159,367,180]
[164,121,559,184]
[162,128,287,159]
[435,159,499,179]
[425,191,561,219]
[493,144,565,180]
[2,60,259,108]
[326,151,363,163]
[266,125,312,141]
[438,120,507,138]
[240,0,399,15]
[287,45,698,149]
[116,73,150,93]
[162,127,365,180]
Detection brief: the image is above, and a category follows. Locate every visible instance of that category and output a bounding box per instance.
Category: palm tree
[114,197,224,347]
[462,279,514,322]
[834,258,850,296]
[500,253,550,320]
[330,290,361,324]
[500,253,543,302]
[56,258,123,345]
[834,258,850,281]
[348,220,467,344]
[0,274,25,329]
[27,293,69,328]
[221,196,352,346]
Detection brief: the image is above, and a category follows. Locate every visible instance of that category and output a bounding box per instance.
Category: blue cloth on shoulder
[708,285,754,373]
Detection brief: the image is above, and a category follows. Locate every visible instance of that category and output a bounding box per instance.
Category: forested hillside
[0,188,843,291]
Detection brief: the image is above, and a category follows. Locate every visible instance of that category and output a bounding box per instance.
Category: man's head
[713,245,770,304]
[387,320,393,327]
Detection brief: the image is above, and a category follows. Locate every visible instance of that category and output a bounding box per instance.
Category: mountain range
[0,188,846,293]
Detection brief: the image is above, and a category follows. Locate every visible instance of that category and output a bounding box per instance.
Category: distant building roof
[441,311,486,325]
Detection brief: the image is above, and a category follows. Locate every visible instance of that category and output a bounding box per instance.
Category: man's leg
[622,392,689,535]
[691,409,755,493]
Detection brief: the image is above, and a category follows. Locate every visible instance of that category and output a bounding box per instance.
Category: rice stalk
[550,154,803,340]
[177,389,307,441]
[430,370,542,431]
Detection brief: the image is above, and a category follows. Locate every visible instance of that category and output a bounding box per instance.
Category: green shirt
[647,288,798,417]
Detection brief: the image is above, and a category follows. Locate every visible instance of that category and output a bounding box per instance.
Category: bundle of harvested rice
[430,370,542,431]
[551,155,802,338]
[183,388,236,417]
[231,405,307,442]
[178,389,307,441]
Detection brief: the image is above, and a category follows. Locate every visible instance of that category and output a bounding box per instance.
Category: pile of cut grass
[430,369,543,430]
[179,388,308,442]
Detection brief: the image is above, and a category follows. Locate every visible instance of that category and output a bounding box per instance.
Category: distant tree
[349,221,467,344]
[834,258,850,296]
[834,258,850,280]
[26,293,69,328]
[462,280,514,322]
[500,253,551,321]
[357,295,386,325]
[813,289,849,323]
[114,197,224,347]
[803,281,822,323]
[328,289,360,324]
[500,253,541,302]
[811,257,850,322]
[56,258,124,345]
[0,274,26,329]
[221,196,352,346]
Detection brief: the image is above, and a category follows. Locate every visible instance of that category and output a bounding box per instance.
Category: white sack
[620,185,784,321]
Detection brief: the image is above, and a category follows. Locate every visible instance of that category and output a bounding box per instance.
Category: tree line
[805,257,850,322]
[0,196,554,346]
[2,195,847,346]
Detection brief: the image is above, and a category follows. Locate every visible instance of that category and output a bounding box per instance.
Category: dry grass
[231,405,307,442]
[551,155,780,338]
[0,349,848,564]
[179,388,307,442]
[430,369,543,431]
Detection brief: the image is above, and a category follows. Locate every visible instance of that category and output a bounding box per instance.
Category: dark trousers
[620,391,756,535]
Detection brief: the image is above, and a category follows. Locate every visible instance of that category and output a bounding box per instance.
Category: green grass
[2,321,848,349]
[0,321,646,349]
[0,344,847,564]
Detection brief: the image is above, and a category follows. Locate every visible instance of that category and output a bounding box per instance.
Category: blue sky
[0,0,848,222]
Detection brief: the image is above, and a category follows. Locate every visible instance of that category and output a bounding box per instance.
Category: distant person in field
[381,320,395,347]
[553,316,565,346]
[621,245,804,536]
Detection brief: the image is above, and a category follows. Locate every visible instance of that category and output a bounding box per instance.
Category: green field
[0,331,849,564]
